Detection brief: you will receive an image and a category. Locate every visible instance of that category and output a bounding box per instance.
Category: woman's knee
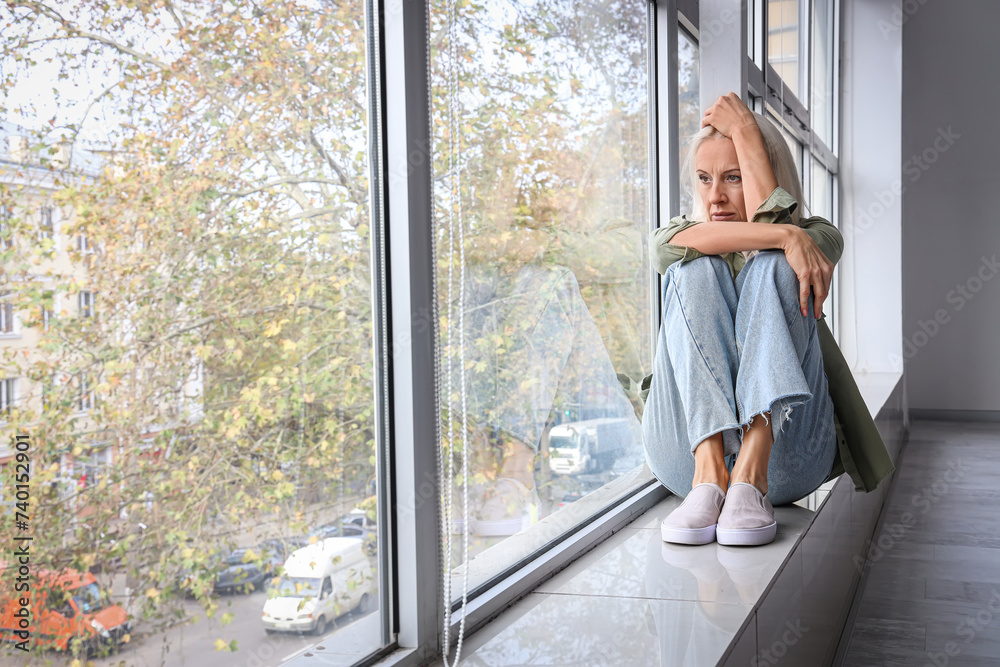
[739,250,801,302]
[668,255,732,295]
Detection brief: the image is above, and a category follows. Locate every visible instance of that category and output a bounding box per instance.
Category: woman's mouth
[711,212,736,221]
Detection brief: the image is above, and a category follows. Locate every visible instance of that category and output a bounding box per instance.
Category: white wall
[901,0,1000,413]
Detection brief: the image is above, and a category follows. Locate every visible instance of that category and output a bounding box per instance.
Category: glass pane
[768,0,801,98]
[810,158,832,220]
[811,0,835,147]
[430,0,651,596]
[1,1,384,663]
[766,107,803,179]
[679,30,701,217]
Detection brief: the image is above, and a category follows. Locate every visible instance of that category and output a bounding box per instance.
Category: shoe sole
[716,522,777,546]
[661,523,717,545]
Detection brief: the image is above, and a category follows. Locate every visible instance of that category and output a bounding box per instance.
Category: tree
[1,0,376,655]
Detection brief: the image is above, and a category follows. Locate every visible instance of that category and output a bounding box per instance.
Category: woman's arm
[672,220,835,320]
[670,220,794,256]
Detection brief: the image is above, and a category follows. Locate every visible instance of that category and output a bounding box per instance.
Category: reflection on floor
[843,419,1000,667]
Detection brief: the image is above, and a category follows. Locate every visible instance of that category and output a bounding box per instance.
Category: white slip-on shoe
[716,482,777,547]
[660,482,727,545]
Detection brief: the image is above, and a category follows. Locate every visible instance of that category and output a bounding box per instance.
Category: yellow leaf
[145,587,160,600]
[214,638,229,652]
[281,339,297,351]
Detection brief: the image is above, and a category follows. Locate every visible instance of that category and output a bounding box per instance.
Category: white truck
[261,537,374,636]
[548,417,633,475]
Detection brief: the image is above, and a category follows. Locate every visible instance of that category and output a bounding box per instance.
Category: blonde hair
[683,111,807,224]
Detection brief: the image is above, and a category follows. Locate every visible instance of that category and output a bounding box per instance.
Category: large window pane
[430,0,651,595]
[0,1,384,664]
[811,157,832,219]
[679,29,701,217]
[768,0,801,97]
[811,0,835,147]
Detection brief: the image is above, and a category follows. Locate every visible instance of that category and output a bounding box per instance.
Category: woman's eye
[725,174,742,183]
[699,174,711,184]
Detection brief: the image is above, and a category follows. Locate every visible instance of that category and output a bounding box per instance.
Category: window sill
[418,375,906,667]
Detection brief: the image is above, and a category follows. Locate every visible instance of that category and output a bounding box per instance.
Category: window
[1,378,16,417]
[768,0,802,97]
[39,206,53,241]
[0,290,14,334]
[0,204,11,250]
[2,2,385,663]
[77,374,96,412]
[78,291,95,318]
[430,0,651,597]
[77,447,111,489]
[41,291,55,332]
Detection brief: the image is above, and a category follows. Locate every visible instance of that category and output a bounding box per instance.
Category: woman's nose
[709,181,727,204]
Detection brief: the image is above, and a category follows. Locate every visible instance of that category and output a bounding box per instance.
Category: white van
[261,537,374,635]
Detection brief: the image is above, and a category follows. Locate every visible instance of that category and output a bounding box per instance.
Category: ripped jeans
[640,250,837,506]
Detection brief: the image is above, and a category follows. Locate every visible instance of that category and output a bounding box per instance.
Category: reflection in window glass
[431,0,651,595]
[679,30,701,217]
[1,2,383,663]
[811,0,835,147]
[768,0,800,97]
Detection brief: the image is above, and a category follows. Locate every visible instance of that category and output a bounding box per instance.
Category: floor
[842,419,1000,666]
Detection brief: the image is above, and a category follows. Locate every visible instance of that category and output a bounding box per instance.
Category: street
[2,588,378,667]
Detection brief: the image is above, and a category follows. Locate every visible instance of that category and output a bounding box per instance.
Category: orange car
[0,564,131,657]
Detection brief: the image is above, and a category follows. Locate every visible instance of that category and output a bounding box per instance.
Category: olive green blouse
[630,186,894,493]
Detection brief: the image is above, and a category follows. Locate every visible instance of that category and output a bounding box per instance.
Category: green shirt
[624,186,894,493]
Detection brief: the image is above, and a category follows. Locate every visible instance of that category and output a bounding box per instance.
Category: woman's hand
[781,227,834,319]
[701,93,758,139]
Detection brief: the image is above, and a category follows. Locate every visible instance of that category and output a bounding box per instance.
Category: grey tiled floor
[843,419,1000,666]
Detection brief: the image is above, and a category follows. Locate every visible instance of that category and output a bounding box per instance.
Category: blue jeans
[641,251,837,506]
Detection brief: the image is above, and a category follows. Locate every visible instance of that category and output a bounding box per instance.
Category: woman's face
[696,137,748,222]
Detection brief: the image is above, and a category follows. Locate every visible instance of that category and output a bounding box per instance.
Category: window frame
[355,3,669,667]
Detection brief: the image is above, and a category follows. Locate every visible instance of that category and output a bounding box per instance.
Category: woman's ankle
[692,469,730,490]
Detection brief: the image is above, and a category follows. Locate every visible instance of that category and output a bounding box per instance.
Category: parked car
[177,537,305,597]
[307,510,377,556]
[261,537,375,636]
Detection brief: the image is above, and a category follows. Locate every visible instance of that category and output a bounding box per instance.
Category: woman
[641,93,865,547]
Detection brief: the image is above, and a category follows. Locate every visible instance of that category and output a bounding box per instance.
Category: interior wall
[901,0,1000,413]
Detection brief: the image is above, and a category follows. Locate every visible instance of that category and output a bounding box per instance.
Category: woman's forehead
[696,137,739,170]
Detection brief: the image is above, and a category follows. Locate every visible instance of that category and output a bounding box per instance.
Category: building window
[0,291,14,334]
[0,205,12,250]
[41,294,54,333]
[78,291,95,318]
[77,447,111,489]
[77,233,90,253]
[77,374,96,412]
[0,378,16,417]
[39,206,54,241]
